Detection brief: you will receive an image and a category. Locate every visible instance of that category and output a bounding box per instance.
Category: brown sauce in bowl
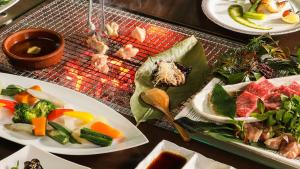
[147,151,187,169]
[10,37,59,58]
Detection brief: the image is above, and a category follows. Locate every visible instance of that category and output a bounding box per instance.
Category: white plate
[0,73,148,155]
[0,145,90,169]
[192,75,300,123]
[202,0,300,35]
[0,0,19,14]
[135,140,234,169]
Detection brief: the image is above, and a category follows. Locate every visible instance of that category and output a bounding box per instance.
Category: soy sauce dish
[2,28,65,69]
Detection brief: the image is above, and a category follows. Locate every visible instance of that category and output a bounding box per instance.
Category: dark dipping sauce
[147,151,187,169]
[10,37,59,58]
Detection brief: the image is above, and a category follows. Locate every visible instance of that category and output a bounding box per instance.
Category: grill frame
[0,0,243,130]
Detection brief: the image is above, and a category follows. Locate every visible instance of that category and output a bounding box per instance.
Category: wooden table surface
[1,0,300,169]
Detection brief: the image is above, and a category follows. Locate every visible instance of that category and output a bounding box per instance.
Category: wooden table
[1,0,300,169]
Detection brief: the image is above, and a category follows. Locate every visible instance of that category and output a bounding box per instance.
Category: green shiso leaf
[211,84,236,119]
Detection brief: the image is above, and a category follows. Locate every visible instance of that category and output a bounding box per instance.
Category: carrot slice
[90,121,123,139]
[32,117,47,136]
[30,85,42,91]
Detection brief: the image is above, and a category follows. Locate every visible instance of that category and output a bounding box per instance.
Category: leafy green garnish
[211,84,236,118]
[214,35,300,84]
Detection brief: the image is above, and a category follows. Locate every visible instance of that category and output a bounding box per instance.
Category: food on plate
[207,78,300,159]
[147,151,187,169]
[24,158,43,169]
[10,160,19,169]
[0,0,11,5]
[91,53,109,74]
[0,83,123,147]
[115,44,139,59]
[105,22,119,37]
[228,5,272,30]
[86,34,109,54]
[131,27,146,42]
[244,0,267,20]
[152,61,191,87]
[282,10,300,24]
[255,0,286,13]
[214,35,300,84]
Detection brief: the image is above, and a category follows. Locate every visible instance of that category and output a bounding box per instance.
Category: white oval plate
[202,0,300,35]
[0,0,19,14]
[0,73,148,155]
[192,75,300,124]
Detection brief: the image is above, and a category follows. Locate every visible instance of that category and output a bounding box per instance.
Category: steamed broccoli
[33,100,56,117]
[12,100,56,124]
[13,104,37,124]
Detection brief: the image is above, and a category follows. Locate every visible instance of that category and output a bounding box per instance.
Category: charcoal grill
[0,0,243,130]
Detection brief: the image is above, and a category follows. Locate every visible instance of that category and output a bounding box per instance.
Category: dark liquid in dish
[147,151,187,169]
[10,37,59,58]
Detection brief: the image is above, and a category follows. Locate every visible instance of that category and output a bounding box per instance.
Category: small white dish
[0,0,19,14]
[202,0,300,35]
[0,72,148,155]
[0,145,90,169]
[192,75,300,123]
[135,140,233,169]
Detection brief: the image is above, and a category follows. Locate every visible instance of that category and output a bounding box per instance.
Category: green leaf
[130,36,210,124]
[211,84,236,118]
[257,99,265,114]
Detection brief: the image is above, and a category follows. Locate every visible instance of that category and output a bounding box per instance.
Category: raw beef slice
[272,85,300,98]
[245,77,275,98]
[288,81,300,93]
[263,93,281,110]
[236,91,259,117]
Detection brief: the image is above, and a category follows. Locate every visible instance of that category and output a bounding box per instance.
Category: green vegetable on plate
[1,85,24,96]
[228,5,271,30]
[48,121,80,144]
[80,128,112,147]
[47,129,69,145]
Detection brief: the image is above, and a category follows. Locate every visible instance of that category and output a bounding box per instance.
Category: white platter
[0,0,19,14]
[0,73,148,155]
[0,145,90,169]
[202,0,300,35]
[192,75,300,123]
[135,140,234,169]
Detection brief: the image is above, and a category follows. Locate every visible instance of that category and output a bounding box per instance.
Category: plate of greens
[0,0,19,14]
[202,0,300,35]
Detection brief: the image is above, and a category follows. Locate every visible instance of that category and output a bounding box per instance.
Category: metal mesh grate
[0,0,243,130]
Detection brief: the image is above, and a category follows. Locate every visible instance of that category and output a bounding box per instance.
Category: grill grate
[0,0,243,130]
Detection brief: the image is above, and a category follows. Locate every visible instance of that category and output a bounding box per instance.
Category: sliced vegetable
[1,85,24,96]
[14,92,37,106]
[47,129,69,145]
[47,109,73,121]
[228,5,272,30]
[27,89,65,107]
[0,99,16,112]
[48,121,80,144]
[244,12,266,20]
[4,123,33,133]
[80,127,112,146]
[32,117,47,136]
[64,111,94,124]
[91,121,123,139]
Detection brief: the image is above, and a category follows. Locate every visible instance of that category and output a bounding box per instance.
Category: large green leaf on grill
[130,36,210,125]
